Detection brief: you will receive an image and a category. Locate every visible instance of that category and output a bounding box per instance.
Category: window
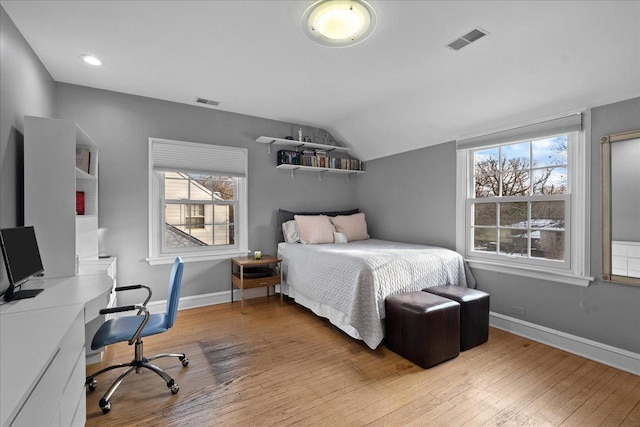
[456,113,592,286]
[148,138,248,264]
[164,173,235,243]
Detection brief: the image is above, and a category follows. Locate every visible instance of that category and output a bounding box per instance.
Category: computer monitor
[0,226,44,301]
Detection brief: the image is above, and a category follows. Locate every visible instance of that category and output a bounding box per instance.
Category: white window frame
[456,112,593,287]
[147,138,248,265]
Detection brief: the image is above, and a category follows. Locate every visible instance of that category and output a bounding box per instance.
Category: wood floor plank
[559,369,631,426]
[525,359,607,424]
[599,381,640,426]
[450,349,575,426]
[621,401,640,426]
[84,297,640,427]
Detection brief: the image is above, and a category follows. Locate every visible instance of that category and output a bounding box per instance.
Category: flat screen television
[0,226,44,301]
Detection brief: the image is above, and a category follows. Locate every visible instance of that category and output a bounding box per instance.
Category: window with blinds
[148,138,248,264]
[456,113,592,286]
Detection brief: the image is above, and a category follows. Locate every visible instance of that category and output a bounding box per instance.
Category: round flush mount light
[80,54,102,66]
[302,0,377,47]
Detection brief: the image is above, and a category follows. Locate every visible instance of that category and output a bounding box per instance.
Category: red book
[76,191,85,215]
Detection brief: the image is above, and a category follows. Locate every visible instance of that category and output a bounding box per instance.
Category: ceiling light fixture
[80,54,102,66]
[302,0,377,48]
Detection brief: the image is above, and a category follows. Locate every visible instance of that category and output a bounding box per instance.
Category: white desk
[0,271,114,427]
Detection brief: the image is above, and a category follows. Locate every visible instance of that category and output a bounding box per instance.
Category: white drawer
[11,310,84,427]
[60,348,86,427]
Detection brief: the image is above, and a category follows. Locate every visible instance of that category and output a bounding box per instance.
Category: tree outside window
[471,135,568,262]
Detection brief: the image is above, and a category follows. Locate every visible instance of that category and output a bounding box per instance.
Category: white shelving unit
[256,135,364,180]
[75,126,99,260]
[75,127,98,217]
[25,116,100,277]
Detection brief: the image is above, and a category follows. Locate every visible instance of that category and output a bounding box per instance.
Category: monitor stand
[5,288,43,301]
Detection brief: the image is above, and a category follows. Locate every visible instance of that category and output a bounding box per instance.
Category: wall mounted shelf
[256,136,351,154]
[257,135,363,180]
[276,163,365,180]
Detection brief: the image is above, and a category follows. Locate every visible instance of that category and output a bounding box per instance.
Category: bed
[276,209,475,349]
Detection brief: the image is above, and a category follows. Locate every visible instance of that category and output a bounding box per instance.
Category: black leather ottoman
[385,291,460,368]
[423,285,489,351]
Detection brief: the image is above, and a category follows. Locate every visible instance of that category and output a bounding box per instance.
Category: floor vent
[195,97,220,107]
[447,28,488,51]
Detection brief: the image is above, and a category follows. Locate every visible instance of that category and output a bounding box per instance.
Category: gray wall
[0,6,55,291]
[54,83,358,305]
[356,140,457,250]
[357,97,640,354]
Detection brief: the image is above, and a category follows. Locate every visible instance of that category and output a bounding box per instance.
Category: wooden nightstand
[231,255,282,313]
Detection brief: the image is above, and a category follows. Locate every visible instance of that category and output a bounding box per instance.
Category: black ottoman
[385,291,460,368]
[423,285,489,351]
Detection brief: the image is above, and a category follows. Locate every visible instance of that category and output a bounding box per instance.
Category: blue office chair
[85,257,188,414]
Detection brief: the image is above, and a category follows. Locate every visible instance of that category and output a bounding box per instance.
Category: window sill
[465,258,594,287]
[146,250,250,265]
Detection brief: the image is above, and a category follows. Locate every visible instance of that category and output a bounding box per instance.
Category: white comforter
[278,239,473,349]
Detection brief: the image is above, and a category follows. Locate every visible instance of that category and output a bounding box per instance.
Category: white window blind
[457,113,583,150]
[150,138,247,177]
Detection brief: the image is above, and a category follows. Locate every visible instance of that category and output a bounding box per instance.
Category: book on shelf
[76,191,85,215]
[277,149,301,165]
[76,147,91,174]
[277,149,363,171]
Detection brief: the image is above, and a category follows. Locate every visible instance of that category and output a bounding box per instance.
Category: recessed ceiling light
[80,54,102,66]
[302,0,377,48]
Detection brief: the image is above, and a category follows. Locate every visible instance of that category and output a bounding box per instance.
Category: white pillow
[294,215,336,244]
[330,212,370,242]
[334,232,348,244]
[282,220,300,243]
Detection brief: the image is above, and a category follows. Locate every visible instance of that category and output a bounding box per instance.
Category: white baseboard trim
[490,311,640,376]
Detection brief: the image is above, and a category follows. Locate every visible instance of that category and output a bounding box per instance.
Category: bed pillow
[333,232,348,244]
[282,220,300,243]
[294,215,336,244]
[277,208,359,242]
[330,213,370,242]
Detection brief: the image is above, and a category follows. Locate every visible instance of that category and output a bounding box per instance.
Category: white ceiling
[2,1,639,161]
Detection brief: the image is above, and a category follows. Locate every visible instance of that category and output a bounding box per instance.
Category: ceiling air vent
[446,28,488,51]
[195,97,220,107]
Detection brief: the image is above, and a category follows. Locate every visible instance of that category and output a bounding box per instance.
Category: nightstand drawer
[232,273,280,289]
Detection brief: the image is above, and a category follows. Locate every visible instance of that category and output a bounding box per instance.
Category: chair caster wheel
[99,399,111,414]
[87,379,98,391]
[181,357,189,367]
[170,384,180,394]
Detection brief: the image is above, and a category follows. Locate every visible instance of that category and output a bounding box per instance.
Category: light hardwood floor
[85,296,640,426]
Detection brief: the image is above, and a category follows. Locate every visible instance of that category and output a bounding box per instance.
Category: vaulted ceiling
[2,1,639,161]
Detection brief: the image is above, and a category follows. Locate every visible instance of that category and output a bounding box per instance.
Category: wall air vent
[446,27,488,51]
[195,97,220,107]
